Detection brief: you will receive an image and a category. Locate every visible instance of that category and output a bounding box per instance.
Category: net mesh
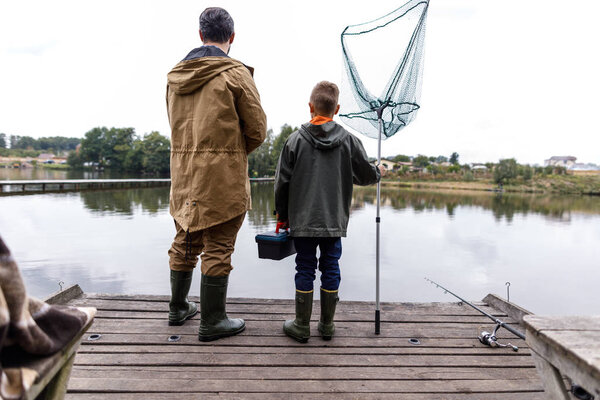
[340,0,429,140]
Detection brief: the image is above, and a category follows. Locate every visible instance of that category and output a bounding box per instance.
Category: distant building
[37,153,55,160]
[544,156,576,168]
[471,163,488,171]
[568,163,600,175]
[380,159,398,170]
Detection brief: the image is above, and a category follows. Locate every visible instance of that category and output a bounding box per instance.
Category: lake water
[1,175,599,315]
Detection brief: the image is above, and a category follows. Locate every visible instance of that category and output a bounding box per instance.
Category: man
[166,7,267,341]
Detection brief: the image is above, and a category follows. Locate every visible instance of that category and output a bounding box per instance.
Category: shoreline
[379,177,600,196]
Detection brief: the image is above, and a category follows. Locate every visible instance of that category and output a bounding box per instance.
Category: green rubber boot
[198,274,245,342]
[283,290,313,343]
[318,288,339,340]
[168,270,198,326]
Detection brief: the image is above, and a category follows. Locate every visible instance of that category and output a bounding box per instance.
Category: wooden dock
[62,292,550,399]
[0,177,274,194]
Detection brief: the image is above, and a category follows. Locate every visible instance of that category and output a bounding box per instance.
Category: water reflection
[80,187,170,216]
[247,183,277,231]
[0,168,168,181]
[352,187,600,223]
[2,183,599,315]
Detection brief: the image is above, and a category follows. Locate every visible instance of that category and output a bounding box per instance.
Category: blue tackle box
[255,229,296,260]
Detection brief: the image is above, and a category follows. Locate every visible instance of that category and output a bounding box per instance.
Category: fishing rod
[424,277,525,351]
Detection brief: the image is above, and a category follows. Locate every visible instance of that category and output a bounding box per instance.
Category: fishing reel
[478,323,519,352]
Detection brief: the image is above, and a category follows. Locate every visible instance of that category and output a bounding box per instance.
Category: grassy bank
[382,174,600,195]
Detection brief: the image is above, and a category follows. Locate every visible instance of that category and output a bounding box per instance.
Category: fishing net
[340,0,429,139]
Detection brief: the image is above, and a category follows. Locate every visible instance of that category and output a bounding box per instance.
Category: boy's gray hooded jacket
[275,121,380,237]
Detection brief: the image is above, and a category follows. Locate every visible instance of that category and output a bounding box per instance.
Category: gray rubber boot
[283,290,313,343]
[317,288,339,340]
[168,270,198,326]
[198,274,245,342]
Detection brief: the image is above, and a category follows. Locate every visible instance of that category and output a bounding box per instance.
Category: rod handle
[375,310,381,335]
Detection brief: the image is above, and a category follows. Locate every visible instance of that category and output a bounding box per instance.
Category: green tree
[271,124,295,161]
[392,154,411,163]
[10,135,38,150]
[429,164,442,175]
[67,150,84,168]
[448,164,461,173]
[79,127,108,166]
[105,127,136,169]
[248,124,297,177]
[520,164,533,180]
[494,158,518,185]
[413,154,430,168]
[248,129,274,177]
[0,133,6,148]
[449,152,459,165]
[38,136,80,152]
[142,131,170,173]
[124,139,144,171]
[435,155,448,163]
[78,127,136,168]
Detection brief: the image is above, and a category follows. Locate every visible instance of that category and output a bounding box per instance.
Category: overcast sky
[1,1,598,164]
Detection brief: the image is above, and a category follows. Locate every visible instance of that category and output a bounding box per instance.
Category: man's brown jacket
[167,49,267,232]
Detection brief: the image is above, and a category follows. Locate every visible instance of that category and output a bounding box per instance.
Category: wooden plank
[70,365,539,381]
[92,309,501,324]
[530,351,571,400]
[82,294,490,308]
[66,377,543,393]
[524,315,600,331]
[20,314,94,399]
[66,392,547,400]
[76,344,531,356]
[38,353,77,400]
[526,327,600,397]
[72,352,536,367]
[70,298,504,316]
[63,296,542,398]
[543,330,600,351]
[44,284,84,305]
[76,332,528,348]
[83,318,524,339]
[482,293,532,323]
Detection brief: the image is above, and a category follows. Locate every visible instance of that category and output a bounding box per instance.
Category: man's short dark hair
[310,81,340,115]
[199,7,234,43]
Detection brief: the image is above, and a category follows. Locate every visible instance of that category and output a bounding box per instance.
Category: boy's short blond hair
[310,81,339,116]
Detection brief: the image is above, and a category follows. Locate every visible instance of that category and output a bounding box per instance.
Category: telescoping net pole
[375,111,383,334]
[339,0,428,334]
[375,104,387,335]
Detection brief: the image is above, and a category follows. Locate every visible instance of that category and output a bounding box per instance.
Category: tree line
[67,127,170,174]
[385,152,567,185]
[2,126,572,183]
[0,133,80,156]
[248,124,296,177]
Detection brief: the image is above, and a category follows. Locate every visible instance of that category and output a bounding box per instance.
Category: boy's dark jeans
[293,237,342,292]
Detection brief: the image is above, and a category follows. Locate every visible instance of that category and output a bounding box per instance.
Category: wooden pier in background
[62,292,550,399]
[0,177,274,194]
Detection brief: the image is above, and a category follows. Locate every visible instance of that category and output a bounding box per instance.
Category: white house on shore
[380,159,398,170]
[544,156,577,168]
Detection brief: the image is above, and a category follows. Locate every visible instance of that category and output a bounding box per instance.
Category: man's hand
[378,164,387,176]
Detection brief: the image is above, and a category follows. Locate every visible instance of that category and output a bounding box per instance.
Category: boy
[274,81,385,343]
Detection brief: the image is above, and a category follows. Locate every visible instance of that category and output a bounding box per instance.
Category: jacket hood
[167,57,245,95]
[299,122,348,150]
